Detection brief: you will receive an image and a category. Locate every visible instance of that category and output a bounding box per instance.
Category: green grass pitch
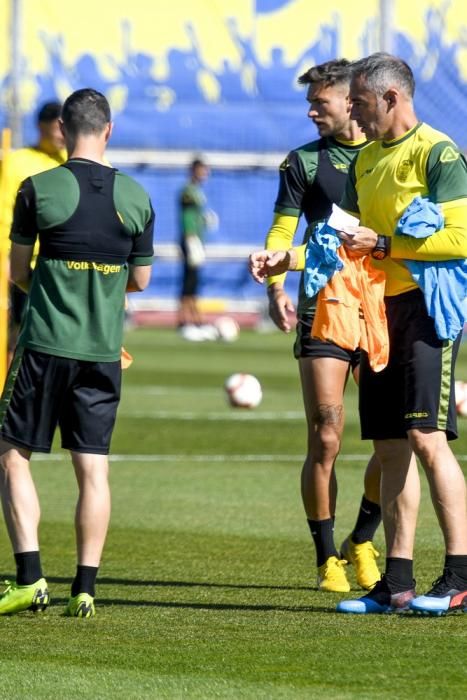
[0,327,466,699]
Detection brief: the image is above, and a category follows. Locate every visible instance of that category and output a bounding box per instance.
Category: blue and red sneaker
[410,569,467,616]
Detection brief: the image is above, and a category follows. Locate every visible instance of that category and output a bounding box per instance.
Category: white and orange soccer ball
[455,380,467,418]
[224,373,262,409]
[215,316,240,343]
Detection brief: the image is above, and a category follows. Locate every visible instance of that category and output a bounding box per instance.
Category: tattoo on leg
[314,404,343,426]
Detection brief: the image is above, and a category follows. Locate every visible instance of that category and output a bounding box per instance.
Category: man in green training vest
[0,88,154,618]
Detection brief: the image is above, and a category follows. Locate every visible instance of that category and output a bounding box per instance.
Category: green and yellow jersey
[266,136,366,313]
[10,159,154,362]
[341,122,467,296]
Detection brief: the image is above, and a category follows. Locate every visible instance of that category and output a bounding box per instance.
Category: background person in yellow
[0,102,67,360]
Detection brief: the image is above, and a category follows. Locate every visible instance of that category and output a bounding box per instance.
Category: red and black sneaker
[336,574,416,614]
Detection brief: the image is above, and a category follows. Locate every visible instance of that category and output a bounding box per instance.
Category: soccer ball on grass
[215,316,240,342]
[224,373,262,408]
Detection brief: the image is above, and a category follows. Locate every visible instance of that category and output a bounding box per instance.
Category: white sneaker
[198,324,219,341]
[178,324,206,342]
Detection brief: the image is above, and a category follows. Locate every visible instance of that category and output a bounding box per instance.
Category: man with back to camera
[263,59,384,593]
[250,52,467,615]
[0,88,154,617]
[0,101,67,361]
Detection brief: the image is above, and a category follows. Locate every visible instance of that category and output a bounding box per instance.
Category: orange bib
[311,248,389,372]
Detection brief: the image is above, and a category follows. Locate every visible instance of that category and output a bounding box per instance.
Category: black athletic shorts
[0,348,121,454]
[181,260,200,297]
[359,288,461,441]
[293,314,361,369]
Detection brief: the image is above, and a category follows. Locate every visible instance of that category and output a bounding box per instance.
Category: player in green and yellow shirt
[264,60,383,594]
[177,157,215,340]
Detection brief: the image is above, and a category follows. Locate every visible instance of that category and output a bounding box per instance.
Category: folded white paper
[327,203,360,231]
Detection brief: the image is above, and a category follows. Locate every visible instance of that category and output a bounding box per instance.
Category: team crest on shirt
[396,159,413,182]
[440,146,459,163]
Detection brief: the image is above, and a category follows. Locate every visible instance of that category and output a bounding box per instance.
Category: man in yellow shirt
[249,53,467,616]
[0,102,67,358]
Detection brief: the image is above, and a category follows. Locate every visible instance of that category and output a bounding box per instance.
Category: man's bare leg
[68,451,111,612]
[299,357,381,590]
[408,428,467,613]
[409,428,467,553]
[0,442,39,553]
[72,452,111,567]
[0,441,47,613]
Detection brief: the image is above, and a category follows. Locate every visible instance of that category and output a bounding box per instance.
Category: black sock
[351,496,381,544]
[307,518,338,567]
[71,565,98,597]
[444,554,467,582]
[14,551,43,585]
[385,557,414,592]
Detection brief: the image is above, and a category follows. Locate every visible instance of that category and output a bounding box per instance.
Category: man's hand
[267,284,295,333]
[338,225,378,256]
[248,249,296,283]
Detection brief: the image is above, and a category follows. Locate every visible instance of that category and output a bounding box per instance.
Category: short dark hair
[351,53,415,98]
[298,59,352,88]
[190,157,206,171]
[61,88,111,138]
[36,101,62,124]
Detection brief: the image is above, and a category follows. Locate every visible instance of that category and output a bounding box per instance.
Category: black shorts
[359,289,461,441]
[0,348,121,454]
[293,314,361,369]
[181,260,199,297]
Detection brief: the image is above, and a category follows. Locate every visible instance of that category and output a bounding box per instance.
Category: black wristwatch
[372,235,390,260]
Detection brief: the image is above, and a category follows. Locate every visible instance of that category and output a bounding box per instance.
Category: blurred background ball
[224,373,262,408]
[455,380,467,417]
[215,316,240,342]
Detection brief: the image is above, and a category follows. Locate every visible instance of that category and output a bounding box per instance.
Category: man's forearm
[265,213,299,286]
[288,244,305,270]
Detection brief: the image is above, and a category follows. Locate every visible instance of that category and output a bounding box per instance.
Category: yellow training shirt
[341,122,467,296]
[0,146,67,252]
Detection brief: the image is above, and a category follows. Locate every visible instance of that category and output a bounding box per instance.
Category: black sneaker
[410,568,467,615]
[336,574,416,614]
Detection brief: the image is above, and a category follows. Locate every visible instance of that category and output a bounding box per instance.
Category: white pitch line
[118,410,304,420]
[31,453,467,463]
[123,386,223,396]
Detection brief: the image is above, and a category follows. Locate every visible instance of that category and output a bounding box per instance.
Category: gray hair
[351,53,415,98]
